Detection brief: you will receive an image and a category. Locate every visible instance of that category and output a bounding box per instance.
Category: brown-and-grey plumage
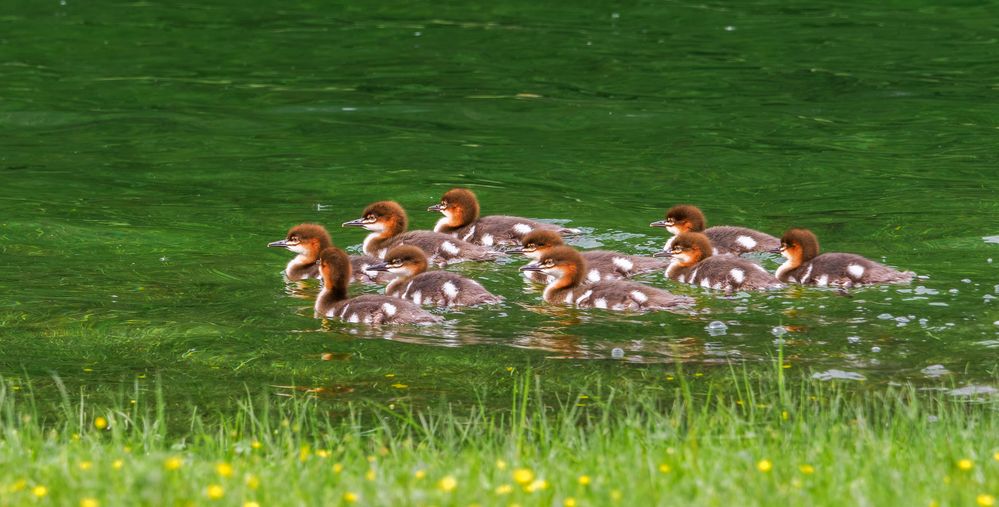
[368,245,502,307]
[429,188,578,246]
[267,223,394,284]
[660,232,782,291]
[513,230,668,284]
[775,228,914,287]
[650,204,778,256]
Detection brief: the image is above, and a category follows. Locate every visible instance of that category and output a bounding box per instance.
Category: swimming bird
[368,245,502,307]
[342,201,501,266]
[511,229,668,283]
[428,187,578,246]
[650,204,778,255]
[267,223,392,283]
[314,246,442,324]
[520,246,693,311]
[774,228,914,287]
[658,232,782,291]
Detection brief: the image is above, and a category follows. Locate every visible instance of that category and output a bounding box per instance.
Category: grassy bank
[0,369,996,507]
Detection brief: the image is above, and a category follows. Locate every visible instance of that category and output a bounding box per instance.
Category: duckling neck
[363,232,393,257]
[775,257,802,281]
[316,271,349,316]
[543,270,580,303]
[385,273,412,295]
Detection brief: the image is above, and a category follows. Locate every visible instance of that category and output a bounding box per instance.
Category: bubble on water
[919,318,928,327]
[611,348,624,359]
[611,12,620,19]
[994,284,999,293]
[948,385,998,398]
[847,336,861,344]
[961,279,972,284]
[948,288,959,294]
[921,364,950,378]
[160,256,169,262]
[770,326,787,338]
[414,31,422,37]
[984,294,996,303]
[988,258,993,263]
[994,320,999,326]
[724,25,736,31]
[871,346,881,353]
[928,302,949,307]
[915,286,940,295]
[705,321,728,336]
[812,369,866,381]
[877,313,893,320]
[895,316,910,326]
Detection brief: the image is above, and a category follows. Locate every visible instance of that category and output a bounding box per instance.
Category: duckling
[428,187,578,246]
[650,204,778,255]
[512,230,669,284]
[314,247,442,324]
[775,228,914,287]
[368,246,502,307]
[267,223,393,283]
[520,246,693,311]
[659,232,782,291]
[343,201,502,266]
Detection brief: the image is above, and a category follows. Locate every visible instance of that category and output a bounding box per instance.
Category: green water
[2,1,998,410]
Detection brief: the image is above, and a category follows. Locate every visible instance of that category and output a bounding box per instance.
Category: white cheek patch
[442,281,459,299]
[513,223,533,236]
[381,302,397,317]
[287,244,306,254]
[816,274,829,287]
[441,241,461,256]
[588,269,601,283]
[575,289,593,305]
[364,222,386,232]
[594,298,608,309]
[736,236,757,250]
[729,268,745,284]
[630,290,648,303]
[612,257,634,272]
[666,226,680,236]
[481,234,494,247]
[847,264,866,279]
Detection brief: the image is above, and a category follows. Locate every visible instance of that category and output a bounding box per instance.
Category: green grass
[0,369,996,507]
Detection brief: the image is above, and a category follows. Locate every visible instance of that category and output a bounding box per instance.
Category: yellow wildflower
[80,499,99,507]
[206,485,224,500]
[799,464,815,475]
[495,484,513,495]
[164,456,183,471]
[299,446,310,462]
[315,449,330,458]
[365,469,376,481]
[757,459,773,473]
[495,459,508,470]
[611,489,622,502]
[251,440,262,450]
[366,455,376,463]
[332,463,344,474]
[414,469,426,480]
[8,479,27,492]
[216,462,233,477]
[245,474,260,490]
[343,492,359,503]
[243,502,260,507]
[33,486,48,498]
[392,383,408,389]
[564,498,577,507]
[578,475,591,486]
[958,459,974,471]
[79,461,93,471]
[94,417,108,430]
[978,494,995,507]
[525,479,548,493]
[112,459,124,470]
[782,411,789,421]
[438,475,457,492]
[658,463,671,473]
[993,451,999,462]
[513,468,534,485]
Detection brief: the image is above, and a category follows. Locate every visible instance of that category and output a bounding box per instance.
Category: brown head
[519,245,586,287]
[510,230,565,260]
[342,201,408,236]
[650,204,706,234]
[267,223,332,257]
[427,188,480,229]
[316,247,352,300]
[667,232,713,267]
[779,228,820,264]
[368,245,429,277]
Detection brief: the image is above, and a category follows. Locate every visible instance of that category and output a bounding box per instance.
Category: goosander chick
[659,232,782,291]
[428,187,578,246]
[512,230,669,284]
[775,228,914,287]
[651,204,778,255]
[368,246,502,307]
[267,223,393,283]
[314,247,442,324]
[343,201,501,266]
[520,246,693,311]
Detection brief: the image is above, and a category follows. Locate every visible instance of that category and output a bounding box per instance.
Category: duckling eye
[440,200,448,208]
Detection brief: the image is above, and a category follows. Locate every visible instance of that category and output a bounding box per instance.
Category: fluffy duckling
[651,204,778,255]
[343,201,501,266]
[659,232,782,291]
[512,230,669,284]
[428,187,577,246]
[314,247,442,324]
[267,223,392,283]
[775,228,914,287]
[520,246,693,311]
[368,246,502,307]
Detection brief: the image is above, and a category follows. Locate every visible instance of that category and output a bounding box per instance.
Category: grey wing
[706,226,779,255]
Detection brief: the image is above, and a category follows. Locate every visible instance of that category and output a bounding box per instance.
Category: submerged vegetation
[1,367,996,506]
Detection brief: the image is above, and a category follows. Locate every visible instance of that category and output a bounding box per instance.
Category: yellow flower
[112,459,124,470]
[610,489,622,502]
[564,498,577,507]
[578,475,591,486]
[33,486,48,498]
[243,502,260,507]
[495,459,508,470]
[245,474,260,490]
[781,411,789,421]
[216,462,233,478]
[164,456,183,471]
[757,459,773,473]
[799,464,815,475]
[299,446,310,462]
[958,459,974,471]
[438,475,457,492]
[80,499,99,507]
[513,468,534,485]
[206,484,224,500]
[365,469,376,481]
[251,440,262,450]
[525,479,548,493]
[332,463,344,474]
[392,383,408,389]
[495,484,513,495]
[978,494,996,507]
[414,469,426,480]
[343,492,359,503]
[658,463,671,473]
[366,455,376,463]
[8,479,27,492]
[993,451,999,462]
[316,449,330,458]
[79,460,93,471]
[94,417,108,430]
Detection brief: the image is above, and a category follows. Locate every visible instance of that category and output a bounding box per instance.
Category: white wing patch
[348,313,360,323]
[381,302,397,317]
[481,234,494,247]
[736,235,757,250]
[847,264,866,279]
[411,290,422,305]
[729,268,745,284]
[700,278,712,289]
[594,298,608,309]
[575,289,593,305]
[564,292,574,304]
[442,281,459,300]
[441,241,460,255]
[816,274,829,287]
[513,223,533,236]
[630,290,648,303]
[612,257,634,272]
[462,225,476,242]
[588,269,601,283]
[678,274,686,283]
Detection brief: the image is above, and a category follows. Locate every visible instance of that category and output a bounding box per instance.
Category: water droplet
[705,321,727,336]
[724,25,736,31]
[921,364,950,377]
[847,336,861,344]
[871,346,881,353]
[961,279,972,284]
[877,313,893,320]
[770,326,787,337]
[611,348,624,359]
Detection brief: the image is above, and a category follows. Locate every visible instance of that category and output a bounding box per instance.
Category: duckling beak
[267,240,289,248]
[519,263,544,272]
[427,203,444,212]
[342,218,366,228]
[652,250,674,258]
[650,220,668,228]
[367,262,391,272]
